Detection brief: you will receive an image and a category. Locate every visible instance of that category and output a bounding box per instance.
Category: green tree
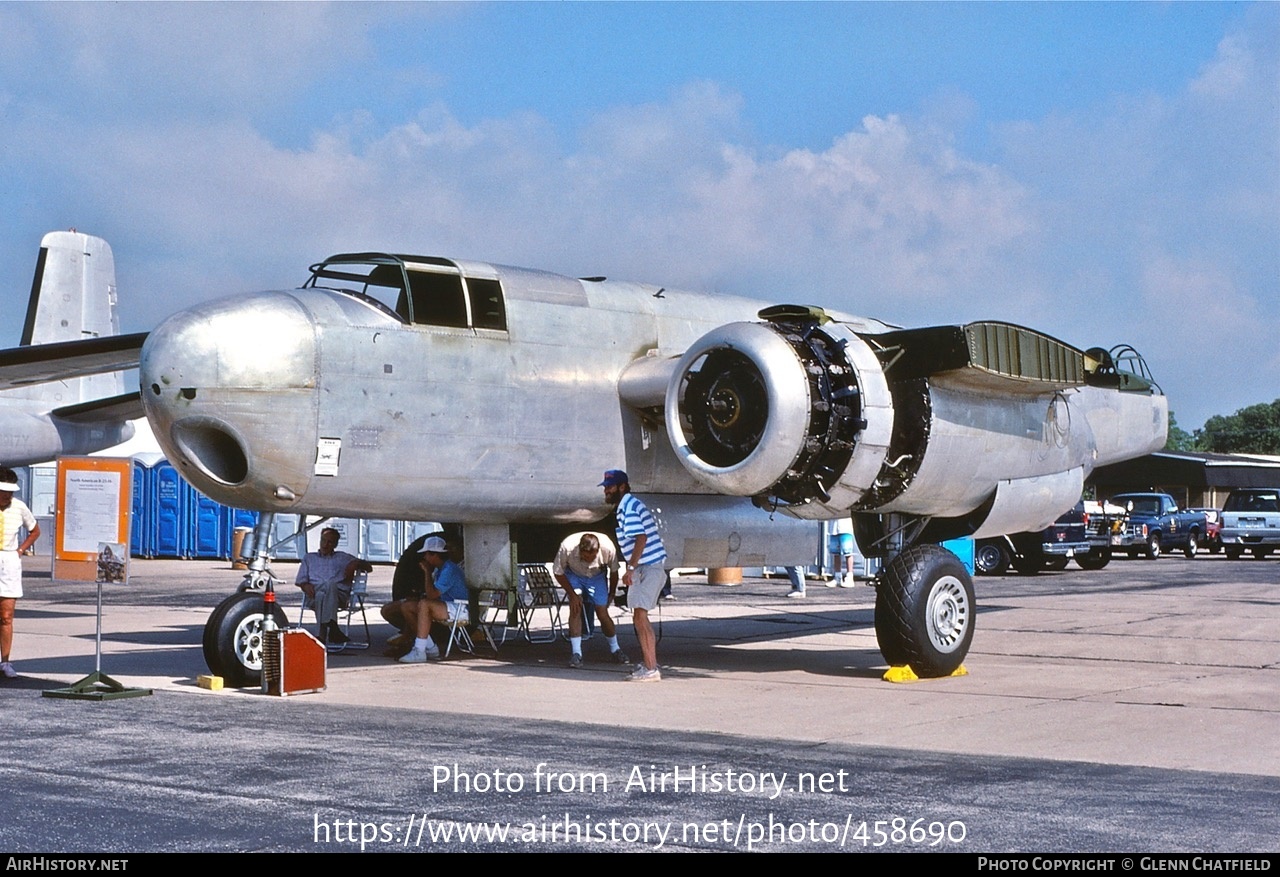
[1198,399,1280,454]
[1164,410,1196,451]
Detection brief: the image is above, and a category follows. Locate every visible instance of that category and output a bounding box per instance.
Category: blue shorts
[828,533,854,555]
[565,569,609,607]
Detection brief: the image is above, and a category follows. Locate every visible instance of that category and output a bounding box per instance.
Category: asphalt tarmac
[1,553,1277,853]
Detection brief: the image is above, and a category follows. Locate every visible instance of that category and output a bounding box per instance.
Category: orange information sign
[53,456,133,583]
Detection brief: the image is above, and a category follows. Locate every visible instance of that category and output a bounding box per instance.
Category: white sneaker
[0,662,15,678]
[398,646,439,664]
[627,665,662,682]
[829,576,842,588]
[839,578,855,588]
[786,589,806,598]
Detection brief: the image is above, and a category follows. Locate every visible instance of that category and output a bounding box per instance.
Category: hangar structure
[1089,451,1280,508]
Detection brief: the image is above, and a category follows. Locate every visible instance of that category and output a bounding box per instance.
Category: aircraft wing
[51,390,146,424]
[0,332,148,391]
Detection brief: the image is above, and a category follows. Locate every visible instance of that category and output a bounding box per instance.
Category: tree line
[1166,399,1280,455]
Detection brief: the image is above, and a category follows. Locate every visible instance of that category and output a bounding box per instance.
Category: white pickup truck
[1220,488,1280,559]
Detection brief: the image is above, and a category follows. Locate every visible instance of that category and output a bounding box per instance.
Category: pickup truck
[1107,492,1207,559]
[1219,488,1280,559]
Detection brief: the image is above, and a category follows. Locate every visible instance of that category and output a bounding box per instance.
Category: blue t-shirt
[432,559,468,602]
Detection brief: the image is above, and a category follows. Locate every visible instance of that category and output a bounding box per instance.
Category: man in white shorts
[0,468,41,679]
[399,536,469,663]
[601,469,667,682]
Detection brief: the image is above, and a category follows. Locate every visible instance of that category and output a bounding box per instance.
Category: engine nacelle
[664,309,894,515]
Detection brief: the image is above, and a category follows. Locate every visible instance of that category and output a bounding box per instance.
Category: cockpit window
[306,260,409,321]
[408,271,468,328]
[467,278,507,330]
[305,254,507,332]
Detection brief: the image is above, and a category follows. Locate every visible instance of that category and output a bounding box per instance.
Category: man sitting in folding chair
[554,531,630,669]
[296,527,373,647]
[398,536,469,663]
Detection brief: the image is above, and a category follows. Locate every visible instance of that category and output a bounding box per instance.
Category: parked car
[1186,508,1222,553]
[1219,488,1280,560]
[975,502,1091,576]
[1106,493,1206,560]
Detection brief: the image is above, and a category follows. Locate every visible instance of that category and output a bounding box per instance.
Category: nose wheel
[203,591,288,687]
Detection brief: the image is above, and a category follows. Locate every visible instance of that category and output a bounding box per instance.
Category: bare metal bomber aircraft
[0,232,147,467]
[137,252,1168,686]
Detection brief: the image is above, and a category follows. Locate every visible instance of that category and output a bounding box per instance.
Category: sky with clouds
[1,1,1275,431]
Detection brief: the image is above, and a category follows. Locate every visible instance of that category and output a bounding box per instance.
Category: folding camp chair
[297,570,370,653]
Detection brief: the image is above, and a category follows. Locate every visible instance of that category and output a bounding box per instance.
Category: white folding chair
[515,563,565,643]
[442,599,474,658]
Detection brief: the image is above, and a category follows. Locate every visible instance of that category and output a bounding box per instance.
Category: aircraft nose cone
[140,292,318,501]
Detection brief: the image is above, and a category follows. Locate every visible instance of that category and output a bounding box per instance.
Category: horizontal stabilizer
[52,390,145,425]
[0,332,148,390]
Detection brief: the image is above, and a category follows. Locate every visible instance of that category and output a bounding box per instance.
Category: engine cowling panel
[665,312,894,515]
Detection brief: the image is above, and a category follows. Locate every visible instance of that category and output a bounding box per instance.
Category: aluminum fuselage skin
[139,260,1166,538]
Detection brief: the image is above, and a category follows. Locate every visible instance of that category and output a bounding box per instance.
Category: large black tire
[1075,547,1112,570]
[1183,530,1199,559]
[874,545,975,677]
[1043,555,1070,571]
[203,591,289,688]
[974,542,1009,576]
[1143,531,1162,560]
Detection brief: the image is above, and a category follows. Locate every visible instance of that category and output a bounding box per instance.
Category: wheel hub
[233,613,268,671]
[926,575,970,653]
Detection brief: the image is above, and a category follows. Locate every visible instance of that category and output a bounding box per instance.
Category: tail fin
[17,231,124,404]
[22,231,120,345]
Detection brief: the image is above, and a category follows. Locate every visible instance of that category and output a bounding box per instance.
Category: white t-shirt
[1,499,36,552]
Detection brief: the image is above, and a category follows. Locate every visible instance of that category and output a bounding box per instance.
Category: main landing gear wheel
[204,591,289,688]
[874,544,975,677]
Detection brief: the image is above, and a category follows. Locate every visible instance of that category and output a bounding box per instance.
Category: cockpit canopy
[304,253,507,331]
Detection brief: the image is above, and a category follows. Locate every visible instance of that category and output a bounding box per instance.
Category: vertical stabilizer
[17,231,124,404]
[22,231,120,346]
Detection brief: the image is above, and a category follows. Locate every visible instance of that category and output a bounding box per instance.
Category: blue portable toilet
[153,460,193,558]
[191,490,224,558]
[131,458,150,557]
[128,453,166,558]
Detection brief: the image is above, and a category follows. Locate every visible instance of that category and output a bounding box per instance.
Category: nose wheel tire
[204,591,289,688]
[875,544,975,677]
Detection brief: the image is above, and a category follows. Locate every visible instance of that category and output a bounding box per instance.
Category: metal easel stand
[43,578,152,701]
